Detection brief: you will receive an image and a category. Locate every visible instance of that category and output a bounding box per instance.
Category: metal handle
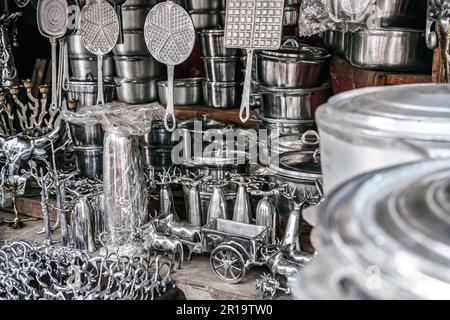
[62,39,70,91]
[50,39,58,110]
[301,130,320,146]
[96,55,104,106]
[164,65,176,132]
[282,38,299,48]
[240,50,253,123]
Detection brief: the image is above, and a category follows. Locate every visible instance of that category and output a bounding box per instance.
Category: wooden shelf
[330,55,432,94]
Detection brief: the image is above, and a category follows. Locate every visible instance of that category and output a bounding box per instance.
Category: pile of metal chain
[0,241,175,300]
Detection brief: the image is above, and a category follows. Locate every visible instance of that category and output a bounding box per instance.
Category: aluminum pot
[67,78,115,107]
[316,84,450,194]
[74,147,103,178]
[114,55,164,80]
[283,5,299,27]
[256,45,331,88]
[259,82,332,120]
[366,0,427,29]
[121,5,151,31]
[186,0,220,10]
[141,145,173,170]
[284,0,300,4]
[202,81,242,108]
[157,78,203,106]
[70,55,116,80]
[115,77,159,104]
[348,28,432,72]
[202,56,242,82]
[257,112,317,138]
[199,29,240,57]
[190,11,222,30]
[323,30,346,56]
[68,32,91,56]
[112,31,148,56]
[268,150,322,215]
[140,120,175,146]
[123,0,160,5]
[69,123,104,148]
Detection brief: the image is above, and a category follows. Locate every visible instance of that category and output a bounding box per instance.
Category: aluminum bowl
[202,56,242,82]
[112,31,148,56]
[115,77,159,104]
[190,11,222,30]
[256,112,317,138]
[141,145,174,170]
[67,78,116,107]
[202,81,242,109]
[114,56,164,80]
[69,123,104,148]
[157,78,203,106]
[283,5,299,27]
[256,45,330,88]
[186,0,221,10]
[68,32,91,56]
[122,5,151,31]
[348,28,432,72]
[140,120,175,146]
[74,147,103,178]
[199,29,240,57]
[70,54,116,80]
[259,82,332,120]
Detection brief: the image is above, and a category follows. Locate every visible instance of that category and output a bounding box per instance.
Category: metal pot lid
[258,81,332,95]
[269,150,322,179]
[271,131,320,153]
[316,84,450,142]
[313,158,450,299]
[191,149,248,168]
[258,45,330,61]
[178,115,232,132]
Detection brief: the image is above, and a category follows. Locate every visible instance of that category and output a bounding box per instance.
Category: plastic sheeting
[63,102,165,254]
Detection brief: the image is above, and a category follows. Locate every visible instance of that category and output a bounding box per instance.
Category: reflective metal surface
[158,78,203,106]
[202,81,242,108]
[189,11,222,30]
[115,77,159,104]
[202,56,243,82]
[114,55,164,80]
[112,30,148,56]
[199,29,241,57]
[69,54,116,80]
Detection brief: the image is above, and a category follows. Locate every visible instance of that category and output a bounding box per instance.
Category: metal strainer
[79,0,119,106]
[37,0,69,110]
[224,0,284,123]
[144,1,195,132]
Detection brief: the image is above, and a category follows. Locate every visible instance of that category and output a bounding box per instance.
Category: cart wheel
[210,245,246,284]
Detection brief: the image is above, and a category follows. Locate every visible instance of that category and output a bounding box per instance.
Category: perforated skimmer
[224,0,284,123]
[144,1,196,132]
[80,0,119,106]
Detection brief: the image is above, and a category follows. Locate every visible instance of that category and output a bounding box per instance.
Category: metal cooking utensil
[37,0,69,110]
[224,0,284,123]
[144,1,196,132]
[80,0,119,106]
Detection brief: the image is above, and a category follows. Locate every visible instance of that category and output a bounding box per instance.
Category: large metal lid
[258,45,330,61]
[316,84,450,142]
[269,150,322,180]
[309,158,450,299]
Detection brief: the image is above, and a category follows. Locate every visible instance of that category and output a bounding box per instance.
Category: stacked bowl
[199,28,243,108]
[113,0,164,104]
[187,0,225,30]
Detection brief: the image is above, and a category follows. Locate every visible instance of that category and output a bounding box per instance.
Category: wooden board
[330,55,432,94]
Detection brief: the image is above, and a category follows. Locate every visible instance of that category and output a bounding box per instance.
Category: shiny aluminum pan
[201,56,243,82]
[112,30,148,56]
[202,81,242,109]
[297,158,450,300]
[114,55,164,79]
[68,32,91,56]
[70,54,116,80]
[121,5,152,31]
[348,28,432,72]
[198,29,241,57]
[158,78,203,106]
[67,78,116,107]
[115,77,159,104]
[189,11,222,30]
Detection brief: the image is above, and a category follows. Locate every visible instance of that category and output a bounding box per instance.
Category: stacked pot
[187,0,225,30]
[113,0,164,104]
[255,42,332,139]
[199,29,243,108]
[284,0,300,27]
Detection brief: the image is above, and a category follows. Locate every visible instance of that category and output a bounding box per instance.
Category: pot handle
[313,149,321,163]
[301,130,320,146]
[283,38,300,48]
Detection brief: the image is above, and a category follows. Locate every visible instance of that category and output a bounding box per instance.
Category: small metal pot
[112,31,148,56]
[257,112,317,138]
[202,56,242,82]
[70,55,116,80]
[202,81,242,109]
[283,5,299,27]
[68,32,91,56]
[157,78,203,106]
[115,77,159,104]
[349,28,432,72]
[141,120,175,146]
[256,45,331,88]
[190,11,222,30]
[367,0,427,29]
[114,55,164,80]
[74,147,103,178]
[67,77,116,107]
[199,29,240,57]
[259,82,332,120]
[141,145,173,170]
[121,5,151,31]
[186,0,220,11]
[69,123,104,148]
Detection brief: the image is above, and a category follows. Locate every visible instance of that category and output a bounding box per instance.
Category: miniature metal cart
[201,219,272,284]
